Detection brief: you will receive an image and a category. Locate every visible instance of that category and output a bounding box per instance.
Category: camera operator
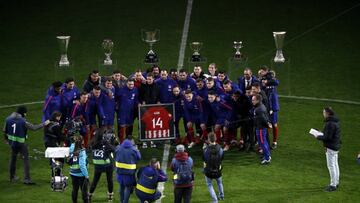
[44,111,64,148]
[88,128,117,202]
[64,117,83,147]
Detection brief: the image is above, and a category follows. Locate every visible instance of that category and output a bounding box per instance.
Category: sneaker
[188,142,196,149]
[150,141,157,148]
[10,176,19,183]
[202,143,208,150]
[142,142,148,149]
[260,158,271,165]
[325,185,337,192]
[23,180,36,185]
[271,142,278,149]
[107,192,114,201]
[223,145,230,151]
[218,196,224,201]
[230,139,238,146]
[88,193,93,202]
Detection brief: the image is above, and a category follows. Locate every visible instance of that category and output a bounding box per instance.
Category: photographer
[69,136,89,203]
[135,158,168,203]
[44,111,64,148]
[88,128,117,202]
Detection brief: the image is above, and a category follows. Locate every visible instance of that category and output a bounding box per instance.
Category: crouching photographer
[88,128,117,202]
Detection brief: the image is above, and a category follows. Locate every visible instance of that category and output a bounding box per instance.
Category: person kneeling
[135,158,167,203]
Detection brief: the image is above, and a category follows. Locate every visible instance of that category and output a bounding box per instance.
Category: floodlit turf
[1,0,360,202]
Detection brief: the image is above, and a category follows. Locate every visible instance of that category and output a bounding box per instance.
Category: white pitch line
[0,101,43,109]
[279,95,360,105]
[156,143,171,203]
[157,0,194,202]
[177,0,193,71]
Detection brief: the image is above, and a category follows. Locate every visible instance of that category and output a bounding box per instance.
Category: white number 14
[152,118,163,128]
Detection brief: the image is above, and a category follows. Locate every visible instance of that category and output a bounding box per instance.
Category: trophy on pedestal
[57,36,70,67]
[141,29,160,64]
[102,39,114,65]
[273,31,286,63]
[190,42,203,62]
[233,41,244,59]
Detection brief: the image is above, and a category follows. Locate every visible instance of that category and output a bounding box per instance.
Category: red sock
[201,129,208,142]
[83,130,89,148]
[215,129,221,144]
[273,125,279,143]
[118,126,126,144]
[230,128,237,142]
[187,126,195,142]
[126,125,133,137]
[240,129,244,142]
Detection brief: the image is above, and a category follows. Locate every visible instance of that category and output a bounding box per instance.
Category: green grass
[1,0,360,202]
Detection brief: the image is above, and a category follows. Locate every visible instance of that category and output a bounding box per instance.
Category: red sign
[139,103,175,141]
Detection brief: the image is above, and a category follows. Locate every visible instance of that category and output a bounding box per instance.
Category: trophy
[273,31,286,63]
[190,42,203,62]
[102,39,114,65]
[141,29,160,63]
[233,41,243,59]
[57,36,70,67]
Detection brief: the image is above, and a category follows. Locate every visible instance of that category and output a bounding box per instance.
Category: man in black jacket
[316,107,341,192]
[139,73,160,148]
[139,73,160,105]
[252,94,272,165]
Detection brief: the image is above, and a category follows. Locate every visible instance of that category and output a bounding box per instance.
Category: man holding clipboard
[309,107,341,192]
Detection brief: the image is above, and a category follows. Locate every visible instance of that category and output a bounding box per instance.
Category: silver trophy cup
[142,29,160,63]
[190,42,203,62]
[273,31,286,63]
[233,41,243,59]
[57,36,70,67]
[102,39,114,65]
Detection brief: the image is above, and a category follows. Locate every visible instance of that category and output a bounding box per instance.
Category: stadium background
[0,0,359,202]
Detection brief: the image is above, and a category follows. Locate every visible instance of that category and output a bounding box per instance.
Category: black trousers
[174,187,192,203]
[9,144,30,181]
[89,166,113,193]
[241,119,254,146]
[71,175,89,203]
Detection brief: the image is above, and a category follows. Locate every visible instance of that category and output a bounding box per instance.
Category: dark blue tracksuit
[61,85,80,122]
[135,166,167,203]
[178,77,196,92]
[42,88,63,122]
[155,77,178,103]
[253,103,271,161]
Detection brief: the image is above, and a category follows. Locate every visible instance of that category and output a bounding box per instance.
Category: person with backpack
[135,158,168,203]
[203,132,224,203]
[170,144,194,203]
